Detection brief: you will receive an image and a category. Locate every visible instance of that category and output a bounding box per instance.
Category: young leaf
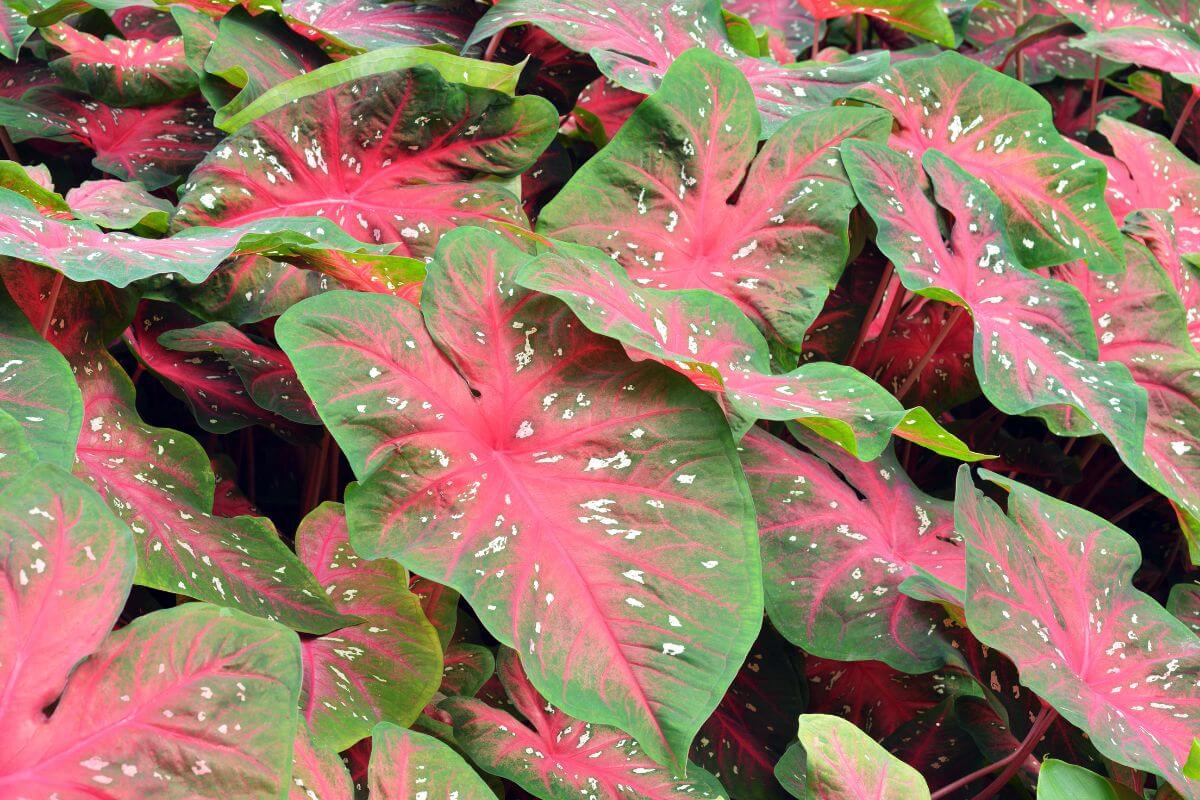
[725,0,817,54]
[278,227,762,771]
[174,66,556,259]
[1077,27,1200,86]
[0,464,135,752]
[797,0,953,47]
[294,502,443,751]
[1036,759,1140,799]
[518,241,978,459]
[0,603,303,799]
[44,24,197,106]
[0,282,82,468]
[776,714,932,800]
[538,48,890,352]
[374,723,499,798]
[956,467,1200,798]
[467,0,889,134]
[849,51,1125,272]
[443,650,728,799]
[73,349,346,633]
[843,142,1149,498]
[65,178,173,231]
[740,427,964,671]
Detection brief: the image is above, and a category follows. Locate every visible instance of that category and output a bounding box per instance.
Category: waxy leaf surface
[44,24,197,106]
[290,726,353,800]
[65,178,173,231]
[467,0,889,134]
[740,427,963,671]
[1077,27,1200,85]
[295,502,442,750]
[444,650,728,799]
[369,723,499,799]
[73,350,345,632]
[174,66,556,260]
[281,0,475,52]
[278,228,762,770]
[0,603,303,799]
[956,468,1200,798]
[539,48,889,352]
[850,51,1125,272]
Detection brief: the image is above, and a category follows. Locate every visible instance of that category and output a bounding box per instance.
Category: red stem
[968,705,1058,800]
[40,273,64,340]
[811,17,821,59]
[0,127,18,162]
[1110,492,1157,525]
[865,280,906,375]
[304,433,331,513]
[1015,0,1026,82]
[483,30,504,61]
[854,14,864,53]
[1088,56,1102,130]
[896,306,965,401]
[846,262,895,368]
[1171,89,1199,145]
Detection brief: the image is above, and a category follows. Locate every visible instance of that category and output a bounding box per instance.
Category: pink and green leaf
[849,51,1126,272]
[65,178,173,232]
[369,722,500,800]
[291,726,353,800]
[443,650,729,799]
[295,502,443,751]
[281,0,475,53]
[174,66,556,260]
[956,467,1200,798]
[278,227,762,771]
[44,23,197,106]
[1077,26,1200,85]
[795,0,952,45]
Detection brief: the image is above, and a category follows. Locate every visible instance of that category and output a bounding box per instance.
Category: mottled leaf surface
[370,723,499,800]
[279,228,761,770]
[295,502,443,750]
[850,51,1125,272]
[45,24,197,106]
[282,0,475,52]
[539,49,889,352]
[956,468,1200,798]
[444,650,728,799]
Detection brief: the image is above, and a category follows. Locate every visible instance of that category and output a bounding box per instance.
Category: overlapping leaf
[73,348,345,632]
[444,650,728,799]
[278,227,762,770]
[796,0,952,46]
[956,468,1200,798]
[281,0,476,52]
[467,0,889,134]
[370,723,500,799]
[539,48,889,353]
[844,142,1151,500]
[44,23,197,106]
[1078,27,1200,85]
[174,66,556,259]
[65,178,173,231]
[849,51,1125,272]
[294,502,442,750]
[740,427,963,671]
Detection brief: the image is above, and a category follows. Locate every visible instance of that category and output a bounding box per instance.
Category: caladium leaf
[1046,0,1171,31]
[1057,239,1200,520]
[44,23,197,106]
[277,227,762,770]
[73,348,346,633]
[538,48,890,352]
[870,302,978,415]
[291,727,353,800]
[281,0,475,53]
[0,2,32,60]
[0,464,135,752]
[0,88,221,189]
[295,502,443,751]
[0,282,82,467]
[0,410,36,485]
[443,650,728,799]
[725,0,817,54]
[125,301,309,436]
[740,427,964,671]
[1078,27,1200,85]
[3,260,137,356]
[569,76,640,143]
[796,0,952,46]
[776,714,932,800]
[158,320,320,425]
[1097,116,1200,255]
[843,142,1149,495]
[65,178,173,231]
[849,51,1126,272]
[693,630,803,800]
[966,0,1111,85]
[467,0,889,134]
[519,241,984,459]
[0,602,303,798]
[1037,759,1141,800]
[956,467,1200,798]
[0,187,412,287]
[174,65,556,260]
[370,722,500,800]
[804,656,951,739]
[1170,583,1200,633]
[157,255,336,326]
[413,575,461,649]
[440,643,495,698]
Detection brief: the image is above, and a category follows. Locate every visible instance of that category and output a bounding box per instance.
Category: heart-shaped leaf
[44,23,197,106]
[741,427,964,671]
[281,0,475,53]
[0,282,81,467]
[467,0,889,135]
[295,502,443,750]
[956,467,1200,798]
[73,348,345,632]
[278,227,761,770]
[849,51,1125,272]
[776,714,932,800]
[443,649,729,799]
[538,48,890,352]
[1078,27,1200,85]
[174,66,557,259]
[369,722,500,800]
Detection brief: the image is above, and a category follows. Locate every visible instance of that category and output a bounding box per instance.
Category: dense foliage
[0,0,1198,797]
